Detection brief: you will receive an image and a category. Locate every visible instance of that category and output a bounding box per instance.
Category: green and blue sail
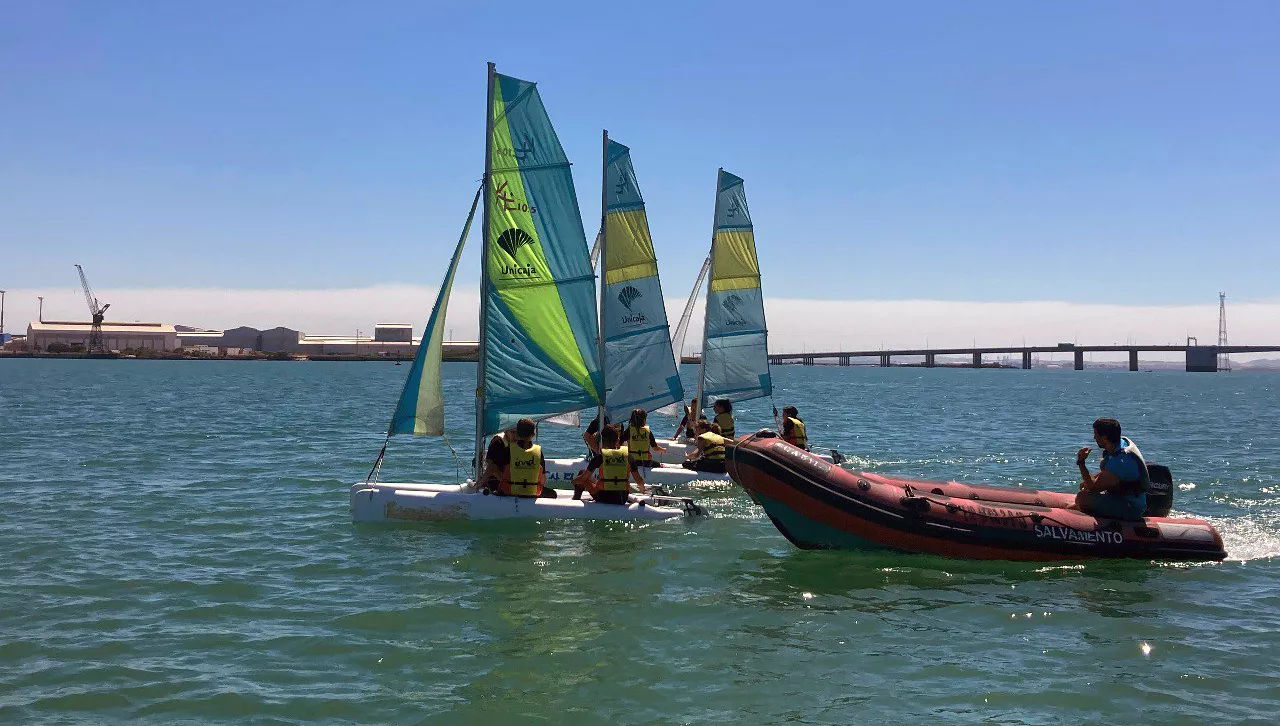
[601,140,684,418]
[388,70,603,439]
[698,170,772,405]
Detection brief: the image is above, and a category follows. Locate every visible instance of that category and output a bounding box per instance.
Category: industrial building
[18,319,476,358]
[26,321,178,352]
[176,323,424,356]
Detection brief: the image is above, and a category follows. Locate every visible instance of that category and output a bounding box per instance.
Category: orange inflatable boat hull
[726,434,1226,562]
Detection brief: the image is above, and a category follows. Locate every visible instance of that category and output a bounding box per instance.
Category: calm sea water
[2,359,1278,725]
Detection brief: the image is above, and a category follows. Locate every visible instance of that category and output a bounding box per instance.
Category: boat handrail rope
[929,496,1107,530]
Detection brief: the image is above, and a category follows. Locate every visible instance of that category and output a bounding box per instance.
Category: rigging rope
[365,436,389,485]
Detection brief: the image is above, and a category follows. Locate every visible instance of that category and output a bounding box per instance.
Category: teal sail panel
[699,170,772,405]
[482,72,602,435]
[601,140,683,418]
[389,186,480,436]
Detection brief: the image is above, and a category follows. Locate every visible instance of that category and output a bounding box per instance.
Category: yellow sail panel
[709,228,761,293]
[604,208,660,285]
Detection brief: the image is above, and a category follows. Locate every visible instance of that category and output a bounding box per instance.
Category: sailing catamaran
[644,171,846,467]
[541,136,732,486]
[350,64,701,522]
[642,170,773,464]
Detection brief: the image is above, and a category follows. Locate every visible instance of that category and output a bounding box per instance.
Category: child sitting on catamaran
[625,408,666,478]
[682,420,728,474]
[484,420,556,499]
[571,426,647,505]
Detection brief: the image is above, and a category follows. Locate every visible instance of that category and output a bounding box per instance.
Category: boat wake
[1209,513,1280,562]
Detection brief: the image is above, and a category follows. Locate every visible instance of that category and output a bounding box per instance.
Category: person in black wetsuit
[582,413,612,454]
[673,398,699,441]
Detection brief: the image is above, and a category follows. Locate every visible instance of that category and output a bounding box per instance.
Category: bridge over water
[757,344,1280,372]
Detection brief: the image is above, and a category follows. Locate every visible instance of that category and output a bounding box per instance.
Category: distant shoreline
[3,352,1275,370]
[0,351,477,363]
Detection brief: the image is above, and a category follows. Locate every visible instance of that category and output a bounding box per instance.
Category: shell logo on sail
[723,293,747,325]
[497,228,533,258]
[618,285,642,311]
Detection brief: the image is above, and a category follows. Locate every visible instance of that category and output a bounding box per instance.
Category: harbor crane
[75,264,110,354]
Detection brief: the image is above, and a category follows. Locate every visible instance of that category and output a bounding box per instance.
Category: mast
[474,61,496,482]
[597,129,609,433]
[694,168,722,417]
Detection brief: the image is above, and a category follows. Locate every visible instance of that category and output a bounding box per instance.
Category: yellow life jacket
[627,425,652,462]
[714,412,735,439]
[506,442,542,497]
[697,432,726,460]
[784,417,808,450]
[599,446,631,491]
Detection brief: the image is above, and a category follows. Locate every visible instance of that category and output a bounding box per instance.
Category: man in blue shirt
[1073,417,1150,520]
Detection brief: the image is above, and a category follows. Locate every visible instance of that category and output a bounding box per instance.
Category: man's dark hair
[782,405,799,419]
[1093,418,1122,444]
[601,426,620,447]
[515,418,536,439]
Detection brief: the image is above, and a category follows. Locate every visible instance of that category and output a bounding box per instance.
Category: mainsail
[388,185,480,437]
[480,72,602,436]
[600,139,684,418]
[696,170,772,407]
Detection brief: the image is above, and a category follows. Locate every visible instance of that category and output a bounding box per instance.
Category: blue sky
[3,1,1278,307]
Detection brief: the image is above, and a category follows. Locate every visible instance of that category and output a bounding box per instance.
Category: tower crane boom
[74,264,109,354]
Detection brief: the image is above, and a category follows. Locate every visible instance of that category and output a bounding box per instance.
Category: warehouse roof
[29,321,177,334]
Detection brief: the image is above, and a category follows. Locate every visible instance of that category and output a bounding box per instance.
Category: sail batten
[697,170,772,408]
[600,139,684,419]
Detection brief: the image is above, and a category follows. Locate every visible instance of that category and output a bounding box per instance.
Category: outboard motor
[1145,464,1174,517]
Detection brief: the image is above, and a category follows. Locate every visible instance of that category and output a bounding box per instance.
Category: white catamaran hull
[350,482,700,523]
[544,457,730,486]
[649,439,699,464]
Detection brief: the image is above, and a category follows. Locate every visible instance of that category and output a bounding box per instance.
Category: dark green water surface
[2,360,1277,724]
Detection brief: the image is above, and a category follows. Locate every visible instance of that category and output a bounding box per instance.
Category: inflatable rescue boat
[726,433,1226,561]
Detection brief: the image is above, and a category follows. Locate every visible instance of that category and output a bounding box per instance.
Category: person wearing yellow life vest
[570,426,646,505]
[624,408,666,489]
[682,420,728,474]
[780,405,808,451]
[712,399,736,440]
[497,418,548,498]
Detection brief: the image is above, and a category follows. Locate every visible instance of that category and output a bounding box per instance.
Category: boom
[76,264,105,316]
